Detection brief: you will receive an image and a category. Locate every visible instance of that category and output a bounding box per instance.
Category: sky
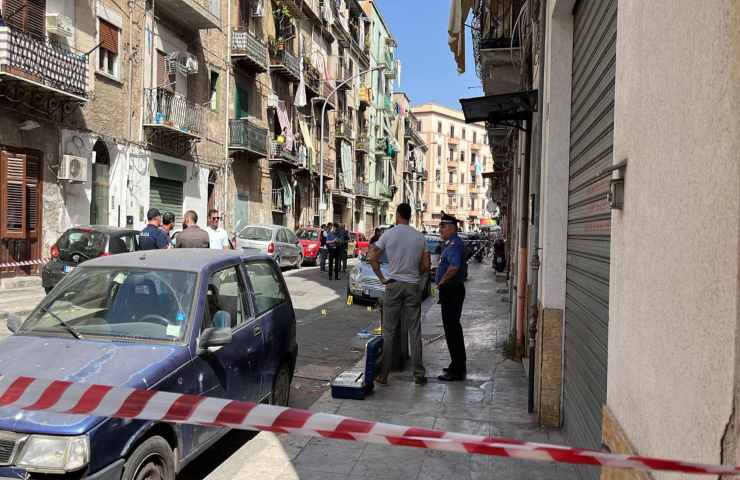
[375,0,481,110]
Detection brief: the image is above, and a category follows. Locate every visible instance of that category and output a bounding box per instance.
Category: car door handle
[254,326,262,337]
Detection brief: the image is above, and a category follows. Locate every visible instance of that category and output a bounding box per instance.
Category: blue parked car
[0,249,297,480]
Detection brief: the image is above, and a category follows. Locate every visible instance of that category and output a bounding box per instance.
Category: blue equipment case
[330,336,383,400]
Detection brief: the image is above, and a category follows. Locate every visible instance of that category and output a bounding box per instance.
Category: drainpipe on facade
[223,0,232,226]
[515,114,531,358]
[528,0,547,415]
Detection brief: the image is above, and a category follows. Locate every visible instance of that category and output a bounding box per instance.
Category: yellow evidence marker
[321,309,327,316]
[346,295,353,305]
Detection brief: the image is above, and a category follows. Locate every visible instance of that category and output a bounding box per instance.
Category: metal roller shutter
[149,177,184,225]
[562,0,617,465]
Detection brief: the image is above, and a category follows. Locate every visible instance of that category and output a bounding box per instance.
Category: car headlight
[17,435,89,473]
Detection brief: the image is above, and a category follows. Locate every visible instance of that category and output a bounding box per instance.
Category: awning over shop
[459,90,538,125]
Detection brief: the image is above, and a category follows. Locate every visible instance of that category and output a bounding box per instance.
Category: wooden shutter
[99,19,118,54]
[157,50,170,90]
[4,0,46,37]
[1,151,26,239]
[25,154,40,236]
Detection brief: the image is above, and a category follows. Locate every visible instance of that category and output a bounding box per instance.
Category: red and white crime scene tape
[0,258,49,269]
[0,376,737,475]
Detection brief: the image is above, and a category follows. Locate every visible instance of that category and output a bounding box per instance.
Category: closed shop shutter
[562,0,617,465]
[149,177,184,225]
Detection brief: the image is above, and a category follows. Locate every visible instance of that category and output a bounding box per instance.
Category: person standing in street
[320,223,331,272]
[176,210,210,248]
[159,212,175,248]
[436,212,467,381]
[369,227,381,245]
[139,208,170,250]
[326,224,340,280]
[206,209,230,250]
[339,223,350,272]
[368,203,430,385]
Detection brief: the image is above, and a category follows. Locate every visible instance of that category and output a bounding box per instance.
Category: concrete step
[0,275,42,290]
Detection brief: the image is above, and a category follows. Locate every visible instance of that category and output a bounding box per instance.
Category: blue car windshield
[20,268,197,342]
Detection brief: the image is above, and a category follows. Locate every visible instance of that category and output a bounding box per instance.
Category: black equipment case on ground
[330,336,383,400]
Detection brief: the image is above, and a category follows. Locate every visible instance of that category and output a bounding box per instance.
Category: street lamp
[317,65,386,226]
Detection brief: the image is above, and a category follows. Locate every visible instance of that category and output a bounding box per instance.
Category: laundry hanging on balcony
[279,172,293,208]
[298,117,314,169]
[448,0,475,74]
[276,101,294,151]
[295,36,307,108]
[341,141,353,190]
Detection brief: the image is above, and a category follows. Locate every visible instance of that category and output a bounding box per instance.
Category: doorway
[90,140,110,225]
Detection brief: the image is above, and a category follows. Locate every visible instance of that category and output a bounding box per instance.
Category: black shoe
[442,367,467,376]
[414,376,428,385]
[437,372,465,382]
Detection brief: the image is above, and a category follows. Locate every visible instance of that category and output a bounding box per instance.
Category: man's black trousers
[439,282,466,374]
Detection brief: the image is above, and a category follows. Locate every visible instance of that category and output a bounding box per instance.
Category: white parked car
[236,225,303,269]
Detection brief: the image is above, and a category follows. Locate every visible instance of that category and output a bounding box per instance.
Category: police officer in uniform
[436,212,467,381]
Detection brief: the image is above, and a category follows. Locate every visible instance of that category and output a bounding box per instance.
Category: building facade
[465,0,740,479]
[412,103,492,232]
[0,0,410,273]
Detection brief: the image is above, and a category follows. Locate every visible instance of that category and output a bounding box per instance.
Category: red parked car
[351,231,369,257]
[296,227,321,265]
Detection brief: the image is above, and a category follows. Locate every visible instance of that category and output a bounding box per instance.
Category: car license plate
[63,265,75,273]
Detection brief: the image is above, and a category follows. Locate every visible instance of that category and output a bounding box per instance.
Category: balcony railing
[336,61,352,89]
[143,88,204,138]
[269,49,301,82]
[355,181,369,196]
[272,189,287,211]
[229,119,268,156]
[335,119,353,140]
[355,134,369,152]
[374,181,393,199]
[334,172,353,193]
[232,29,268,72]
[270,140,298,165]
[477,0,524,50]
[0,26,89,101]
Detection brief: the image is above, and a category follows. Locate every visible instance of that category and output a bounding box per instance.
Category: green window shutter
[235,86,248,119]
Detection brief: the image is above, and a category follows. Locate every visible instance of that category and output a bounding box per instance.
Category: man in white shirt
[368,203,431,385]
[207,209,230,250]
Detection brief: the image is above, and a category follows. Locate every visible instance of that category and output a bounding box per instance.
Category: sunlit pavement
[189,260,587,480]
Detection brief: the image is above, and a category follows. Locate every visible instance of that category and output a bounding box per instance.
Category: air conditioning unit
[267,93,279,109]
[167,52,199,76]
[58,155,89,183]
[46,13,74,38]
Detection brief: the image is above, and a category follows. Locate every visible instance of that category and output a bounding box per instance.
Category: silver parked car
[236,225,303,269]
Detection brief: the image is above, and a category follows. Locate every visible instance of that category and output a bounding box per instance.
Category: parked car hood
[355,261,389,278]
[0,334,188,435]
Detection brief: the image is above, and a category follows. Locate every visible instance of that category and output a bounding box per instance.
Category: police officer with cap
[436,211,467,381]
[139,208,170,250]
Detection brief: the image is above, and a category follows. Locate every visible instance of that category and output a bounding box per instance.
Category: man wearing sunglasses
[207,209,231,250]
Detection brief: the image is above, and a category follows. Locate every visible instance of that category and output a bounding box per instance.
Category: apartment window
[462,128,466,140]
[448,147,454,162]
[459,194,463,206]
[460,151,465,163]
[471,153,477,165]
[437,121,442,133]
[157,50,176,91]
[448,171,455,183]
[473,131,477,144]
[450,125,455,138]
[98,19,120,78]
[447,193,455,206]
[470,197,474,209]
[437,145,442,163]
[470,172,476,183]
[436,193,441,206]
[5,0,45,37]
[435,169,441,184]
[209,70,220,111]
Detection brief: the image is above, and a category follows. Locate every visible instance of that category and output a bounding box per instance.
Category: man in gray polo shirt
[368,203,431,385]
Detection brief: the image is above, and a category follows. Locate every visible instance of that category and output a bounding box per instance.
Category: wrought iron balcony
[270,140,298,166]
[143,88,204,138]
[374,181,393,199]
[355,134,369,152]
[335,119,353,141]
[269,49,301,82]
[272,189,288,211]
[151,0,220,30]
[355,180,370,197]
[0,26,89,102]
[229,119,268,156]
[336,61,352,90]
[232,29,268,72]
[333,172,352,193]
